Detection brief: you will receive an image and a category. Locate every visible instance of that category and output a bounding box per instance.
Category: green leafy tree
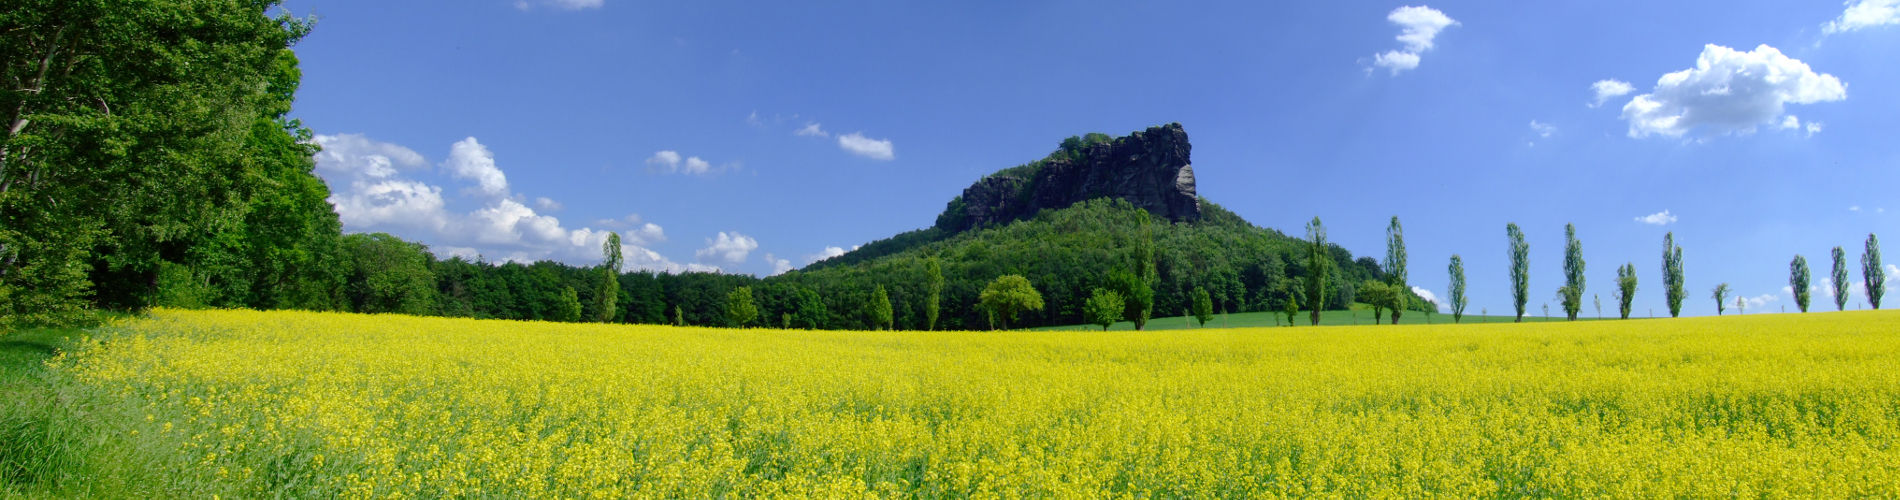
[1448,254,1467,323]
[1507,223,1530,322]
[1282,293,1300,327]
[1866,233,1885,310]
[340,233,437,315]
[1560,223,1585,321]
[1663,232,1685,317]
[1593,294,1601,319]
[1359,280,1395,324]
[868,284,893,330]
[1,1,328,320]
[1385,216,1408,324]
[726,286,759,328]
[595,232,622,323]
[1191,286,1214,327]
[1711,283,1730,315]
[924,256,943,329]
[554,286,583,322]
[1085,288,1124,331]
[978,274,1043,330]
[788,286,828,329]
[1305,217,1331,326]
[1107,270,1151,330]
[1790,255,1811,313]
[674,304,685,326]
[1832,246,1851,311]
[1615,262,1637,319]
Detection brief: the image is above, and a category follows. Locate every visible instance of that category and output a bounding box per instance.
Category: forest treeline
[307,198,1426,331]
[0,1,1427,330]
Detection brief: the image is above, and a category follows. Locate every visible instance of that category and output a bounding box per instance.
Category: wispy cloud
[1529,120,1556,138]
[1635,210,1678,226]
[838,132,896,161]
[644,150,727,175]
[1589,79,1634,108]
[514,0,604,11]
[795,122,829,138]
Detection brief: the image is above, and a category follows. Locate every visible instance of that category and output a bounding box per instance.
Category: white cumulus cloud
[697,232,759,264]
[313,134,426,179]
[329,179,449,231]
[1368,5,1458,76]
[1635,210,1678,225]
[1589,79,1635,108]
[1825,0,1900,34]
[312,133,702,273]
[445,137,510,197]
[838,132,895,160]
[795,122,829,138]
[1372,51,1420,75]
[1742,294,1778,311]
[1620,44,1846,139]
[808,246,850,264]
[766,254,794,276]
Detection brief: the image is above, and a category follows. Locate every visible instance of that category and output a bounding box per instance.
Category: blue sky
[287,0,1899,317]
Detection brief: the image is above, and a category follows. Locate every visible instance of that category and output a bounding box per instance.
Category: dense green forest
[2,1,342,327]
[0,1,1424,331]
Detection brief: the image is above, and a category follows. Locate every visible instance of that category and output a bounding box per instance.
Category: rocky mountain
[934,123,1201,232]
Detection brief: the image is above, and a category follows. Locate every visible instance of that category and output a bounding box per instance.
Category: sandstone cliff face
[937,123,1200,232]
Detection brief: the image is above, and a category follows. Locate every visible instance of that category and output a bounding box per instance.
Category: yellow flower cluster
[49,308,1900,497]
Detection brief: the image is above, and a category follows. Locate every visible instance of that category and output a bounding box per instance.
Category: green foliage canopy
[978,275,1043,330]
[1085,288,1124,331]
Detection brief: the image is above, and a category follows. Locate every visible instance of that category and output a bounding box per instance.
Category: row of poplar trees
[1296,216,1884,325]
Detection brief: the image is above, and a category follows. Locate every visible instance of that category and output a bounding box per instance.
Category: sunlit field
[11,308,1900,497]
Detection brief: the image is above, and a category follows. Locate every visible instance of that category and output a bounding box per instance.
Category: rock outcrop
[937,123,1200,232]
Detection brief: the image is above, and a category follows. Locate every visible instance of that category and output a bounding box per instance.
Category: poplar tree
[1385,216,1408,324]
[924,256,944,329]
[1662,232,1685,318]
[1448,254,1467,323]
[1560,223,1585,320]
[1711,283,1730,315]
[595,232,622,323]
[1832,246,1851,311]
[1790,255,1811,313]
[868,285,893,330]
[1507,223,1530,322]
[1864,233,1884,310]
[1305,217,1331,326]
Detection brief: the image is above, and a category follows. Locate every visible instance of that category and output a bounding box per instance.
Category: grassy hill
[764,198,1413,331]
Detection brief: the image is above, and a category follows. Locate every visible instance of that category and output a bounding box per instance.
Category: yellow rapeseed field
[37,308,1900,497]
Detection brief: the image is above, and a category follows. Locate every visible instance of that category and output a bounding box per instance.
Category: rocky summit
[937,123,1201,232]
